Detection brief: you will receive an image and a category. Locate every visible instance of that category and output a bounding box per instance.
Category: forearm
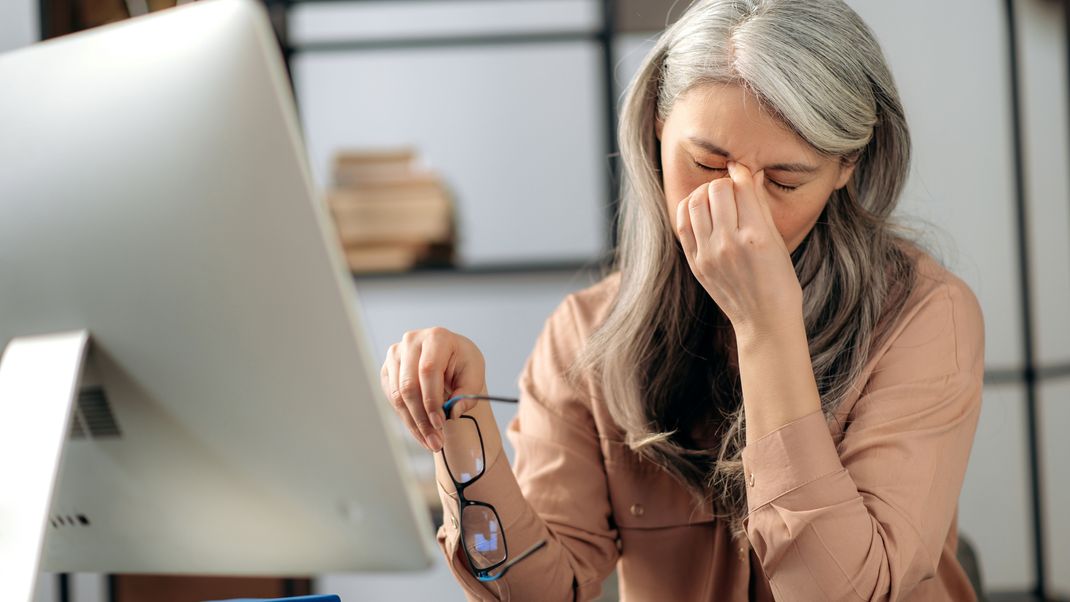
[432,392,610,601]
[434,440,580,601]
[734,310,822,445]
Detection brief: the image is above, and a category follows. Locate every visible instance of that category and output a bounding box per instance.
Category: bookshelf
[268,0,622,278]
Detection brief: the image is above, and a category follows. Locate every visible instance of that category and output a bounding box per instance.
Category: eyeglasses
[440,394,547,582]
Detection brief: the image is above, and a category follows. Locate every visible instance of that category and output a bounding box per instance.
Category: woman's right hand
[380,327,487,453]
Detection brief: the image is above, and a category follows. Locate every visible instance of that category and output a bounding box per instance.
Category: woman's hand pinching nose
[674,159,803,338]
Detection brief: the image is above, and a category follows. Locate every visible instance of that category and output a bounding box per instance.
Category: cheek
[661,162,713,221]
[768,205,800,241]
[769,194,829,249]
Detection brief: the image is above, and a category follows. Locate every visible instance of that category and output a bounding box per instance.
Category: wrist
[733,308,806,351]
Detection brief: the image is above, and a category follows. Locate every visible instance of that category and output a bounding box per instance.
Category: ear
[834,157,857,190]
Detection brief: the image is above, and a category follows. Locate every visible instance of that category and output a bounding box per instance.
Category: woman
[380,0,985,599]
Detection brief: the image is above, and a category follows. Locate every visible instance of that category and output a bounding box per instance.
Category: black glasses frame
[440,394,547,583]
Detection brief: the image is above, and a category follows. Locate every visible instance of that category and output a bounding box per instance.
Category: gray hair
[571,0,920,540]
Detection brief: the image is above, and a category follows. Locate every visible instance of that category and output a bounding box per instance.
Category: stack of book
[326,148,455,273]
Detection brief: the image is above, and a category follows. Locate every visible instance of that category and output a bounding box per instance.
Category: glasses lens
[442,416,484,485]
[461,504,507,569]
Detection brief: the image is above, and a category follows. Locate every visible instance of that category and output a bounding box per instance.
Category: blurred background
[2,0,1068,600]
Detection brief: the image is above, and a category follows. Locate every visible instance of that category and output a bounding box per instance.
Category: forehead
[670,83,823,165]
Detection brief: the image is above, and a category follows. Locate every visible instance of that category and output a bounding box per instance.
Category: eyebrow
[686,136,821,173]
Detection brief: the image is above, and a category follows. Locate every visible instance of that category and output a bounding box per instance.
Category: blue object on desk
[207,596,341,602]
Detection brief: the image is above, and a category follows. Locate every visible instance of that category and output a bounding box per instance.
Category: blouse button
[738,546,747,560]
[748,472,755,487]
[629,503,645,517]
[450,514,458,529]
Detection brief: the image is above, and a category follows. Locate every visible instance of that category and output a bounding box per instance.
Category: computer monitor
[0,0,437,599]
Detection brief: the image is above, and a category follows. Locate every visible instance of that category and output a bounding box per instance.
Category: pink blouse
[433,248,985,601]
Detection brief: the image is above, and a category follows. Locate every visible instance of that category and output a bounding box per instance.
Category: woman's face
[655,83,856,253]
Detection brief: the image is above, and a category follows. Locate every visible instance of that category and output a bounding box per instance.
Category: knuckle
[389,390,406,409]
[398,378,420,398]
[401,330,418,344]
[417,359,438,375]
[710,178,733,193]
[427,326,451,340]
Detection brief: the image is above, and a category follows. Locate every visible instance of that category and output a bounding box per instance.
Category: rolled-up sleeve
[434,293,620,601]
[741,279,985,601]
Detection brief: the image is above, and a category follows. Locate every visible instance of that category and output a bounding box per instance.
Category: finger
[728,160,763,230]
[711,164,740,232]
[417,328,450,431]
[452,392,486,418]
[446,390,482,418]
[397,394,428,452]
[686,183,713,241]
[445,395,472,419]
[443,337,488,418]
[385,344,430,451]
[399,336,442,451]
[675,197,697,256]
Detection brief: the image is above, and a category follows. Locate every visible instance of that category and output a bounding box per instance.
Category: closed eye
[693,161,798,192]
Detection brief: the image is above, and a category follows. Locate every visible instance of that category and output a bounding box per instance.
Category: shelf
[351,258,612,280]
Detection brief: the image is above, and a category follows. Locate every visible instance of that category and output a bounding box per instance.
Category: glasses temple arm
[477,539,548,582]
[443,394,520,419]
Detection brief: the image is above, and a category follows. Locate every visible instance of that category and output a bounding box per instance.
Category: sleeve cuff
[740,409,845,513]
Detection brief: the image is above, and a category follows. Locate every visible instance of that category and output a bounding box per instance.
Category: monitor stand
[0,330,91,602]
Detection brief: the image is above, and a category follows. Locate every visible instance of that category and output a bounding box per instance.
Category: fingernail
[431,411,445,430]
[427,432,443,451]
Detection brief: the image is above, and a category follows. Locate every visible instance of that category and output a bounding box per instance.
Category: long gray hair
[570,0,920,540]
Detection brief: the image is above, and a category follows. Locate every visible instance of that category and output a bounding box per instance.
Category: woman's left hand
[675,160,803,339]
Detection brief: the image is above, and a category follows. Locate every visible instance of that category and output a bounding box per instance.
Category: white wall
[0,0,36,53]
[0,0,37,54]
[290,0,609,267]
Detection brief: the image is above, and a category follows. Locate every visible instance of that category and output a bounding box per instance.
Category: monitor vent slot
[69,385,121,439]
[50,513,91,529]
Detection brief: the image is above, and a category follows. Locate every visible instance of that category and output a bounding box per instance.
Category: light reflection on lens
[463,505,506,568]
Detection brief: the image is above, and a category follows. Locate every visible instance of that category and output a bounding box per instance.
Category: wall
[0,0,37,54]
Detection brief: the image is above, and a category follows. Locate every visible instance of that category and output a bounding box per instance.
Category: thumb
[444,354,486,418]
[444,388,484,419]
